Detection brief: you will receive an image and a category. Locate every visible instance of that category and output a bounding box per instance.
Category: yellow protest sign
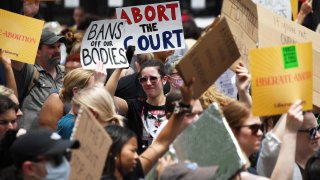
[0,9,44,64]
[250,42,312,116]
[291,0,298,20]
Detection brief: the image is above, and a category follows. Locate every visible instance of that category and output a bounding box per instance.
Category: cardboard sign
[70,107,112,180]
[253,0,292,19]
[176,17,240,99]
[257,5,320,107]
[173,103,247,180]
[250,42,313,116]
[0,9,44,64]
[81,19,128,73]
[116,1,185,54]
[221,0,258,68]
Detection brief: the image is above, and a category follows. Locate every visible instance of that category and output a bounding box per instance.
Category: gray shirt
[14,63,64,130]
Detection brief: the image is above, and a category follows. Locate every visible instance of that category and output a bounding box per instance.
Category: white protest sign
[253,0,292,19]
[80,19,129,73]
[70,107,112,180]
[116,1,185,54]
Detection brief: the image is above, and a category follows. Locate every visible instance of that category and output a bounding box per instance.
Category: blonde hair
[59,68,95,102]
[72,86,124,126]
[0,85,14,97]
[199,85,233,109]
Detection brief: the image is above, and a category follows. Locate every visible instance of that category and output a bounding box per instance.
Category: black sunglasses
[0,120,18,126]
[298,125,320,140]
[138,75,161,84]
[238,123,264,135]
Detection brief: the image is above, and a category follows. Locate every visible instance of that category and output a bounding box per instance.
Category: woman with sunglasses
[107,59,169,154]
[102,79,197,180]
[257,110,320,180]
[222,101,263,158]
[223,100,307,179]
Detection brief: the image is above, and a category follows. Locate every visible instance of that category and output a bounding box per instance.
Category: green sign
[282,45,299,69]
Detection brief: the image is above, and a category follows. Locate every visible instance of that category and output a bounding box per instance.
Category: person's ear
[72,87,79,96]
[161,75,168,85]
[22,161,36,176]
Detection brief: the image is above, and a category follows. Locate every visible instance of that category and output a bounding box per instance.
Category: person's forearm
[238,90,252,108]
[270,131,297,180]
[3,63,18,97]
[105,69,123,96]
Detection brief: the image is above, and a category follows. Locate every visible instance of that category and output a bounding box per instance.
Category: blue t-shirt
[56,113,75,139]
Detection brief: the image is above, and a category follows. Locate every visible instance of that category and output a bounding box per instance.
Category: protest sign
[215,69,238,99]
[250,42,313,116]
[253,0,292,19]
[80,19,128,73]
[70,107,112,180]
[0,9,43,64]
[221,0,258,68]
[116,1,185,54]
[176,17,240,99]
[257,5,320,107]
[291,0,298,20]
[173,103,247,180]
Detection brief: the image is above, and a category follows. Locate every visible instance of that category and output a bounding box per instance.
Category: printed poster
[250,42,312,116]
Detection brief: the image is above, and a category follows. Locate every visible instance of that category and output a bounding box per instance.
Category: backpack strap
[26,66,40,96]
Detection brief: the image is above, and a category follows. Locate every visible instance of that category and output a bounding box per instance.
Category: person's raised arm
[139,78,197,175]
[296,0,313,25]
[105,46,135,116]
[0,50,18,97]
[235,61,252,108]
[270,100,303,180]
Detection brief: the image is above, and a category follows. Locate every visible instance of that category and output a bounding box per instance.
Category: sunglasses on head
[298,125,320,140]
[138,75,161,84]
[238,123,264,135]
[0,120,18,126]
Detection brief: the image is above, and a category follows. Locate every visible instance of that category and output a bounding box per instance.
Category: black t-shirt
[101,159,144,180]
[126,99,166,154]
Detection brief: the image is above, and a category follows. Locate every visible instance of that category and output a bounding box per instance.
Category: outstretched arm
[139,78,197,175]
[235,61,252,108]
[295,0,313,25]
[0,50,18,97]
[270,100,304,180]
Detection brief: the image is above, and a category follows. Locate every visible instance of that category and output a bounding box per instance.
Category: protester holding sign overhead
[107,59,168,154]
[102,77,199,180]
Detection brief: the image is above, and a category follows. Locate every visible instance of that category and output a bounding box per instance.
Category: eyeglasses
[138,75,161,84]
[298,125,320,140]
[0,120,18,126]
[238,123,264,135]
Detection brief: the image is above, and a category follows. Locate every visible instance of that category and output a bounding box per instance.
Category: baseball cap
[10,128,79,167]
[40,29,66,45]
[159,162,218,180]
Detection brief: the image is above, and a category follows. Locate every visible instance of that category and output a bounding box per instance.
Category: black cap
[10,128,79,167]
[40,29,65,45]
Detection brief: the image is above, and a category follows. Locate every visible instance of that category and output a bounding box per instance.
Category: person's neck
[36,60,57,78]
[114,169,123,180]
[146,94,166,106]
[296,151,312,169]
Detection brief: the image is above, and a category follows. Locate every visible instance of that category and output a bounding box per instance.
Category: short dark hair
[0,95,18,114]
[103,125,136,176]
[304,155,320,180]
[139,59,166,77]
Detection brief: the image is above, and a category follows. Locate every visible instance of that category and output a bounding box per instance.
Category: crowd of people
[0,0,320,179]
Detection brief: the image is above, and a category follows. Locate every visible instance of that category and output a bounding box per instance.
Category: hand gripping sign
[80,19,129,73]
[116,1,185,54]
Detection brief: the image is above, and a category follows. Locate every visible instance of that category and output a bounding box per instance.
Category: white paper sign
[116,1,185,54]
[64,0,79,8]
[215,69,237,99]
[80,19,129,73]
[253,0,292,19]
[108,0,123,7]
